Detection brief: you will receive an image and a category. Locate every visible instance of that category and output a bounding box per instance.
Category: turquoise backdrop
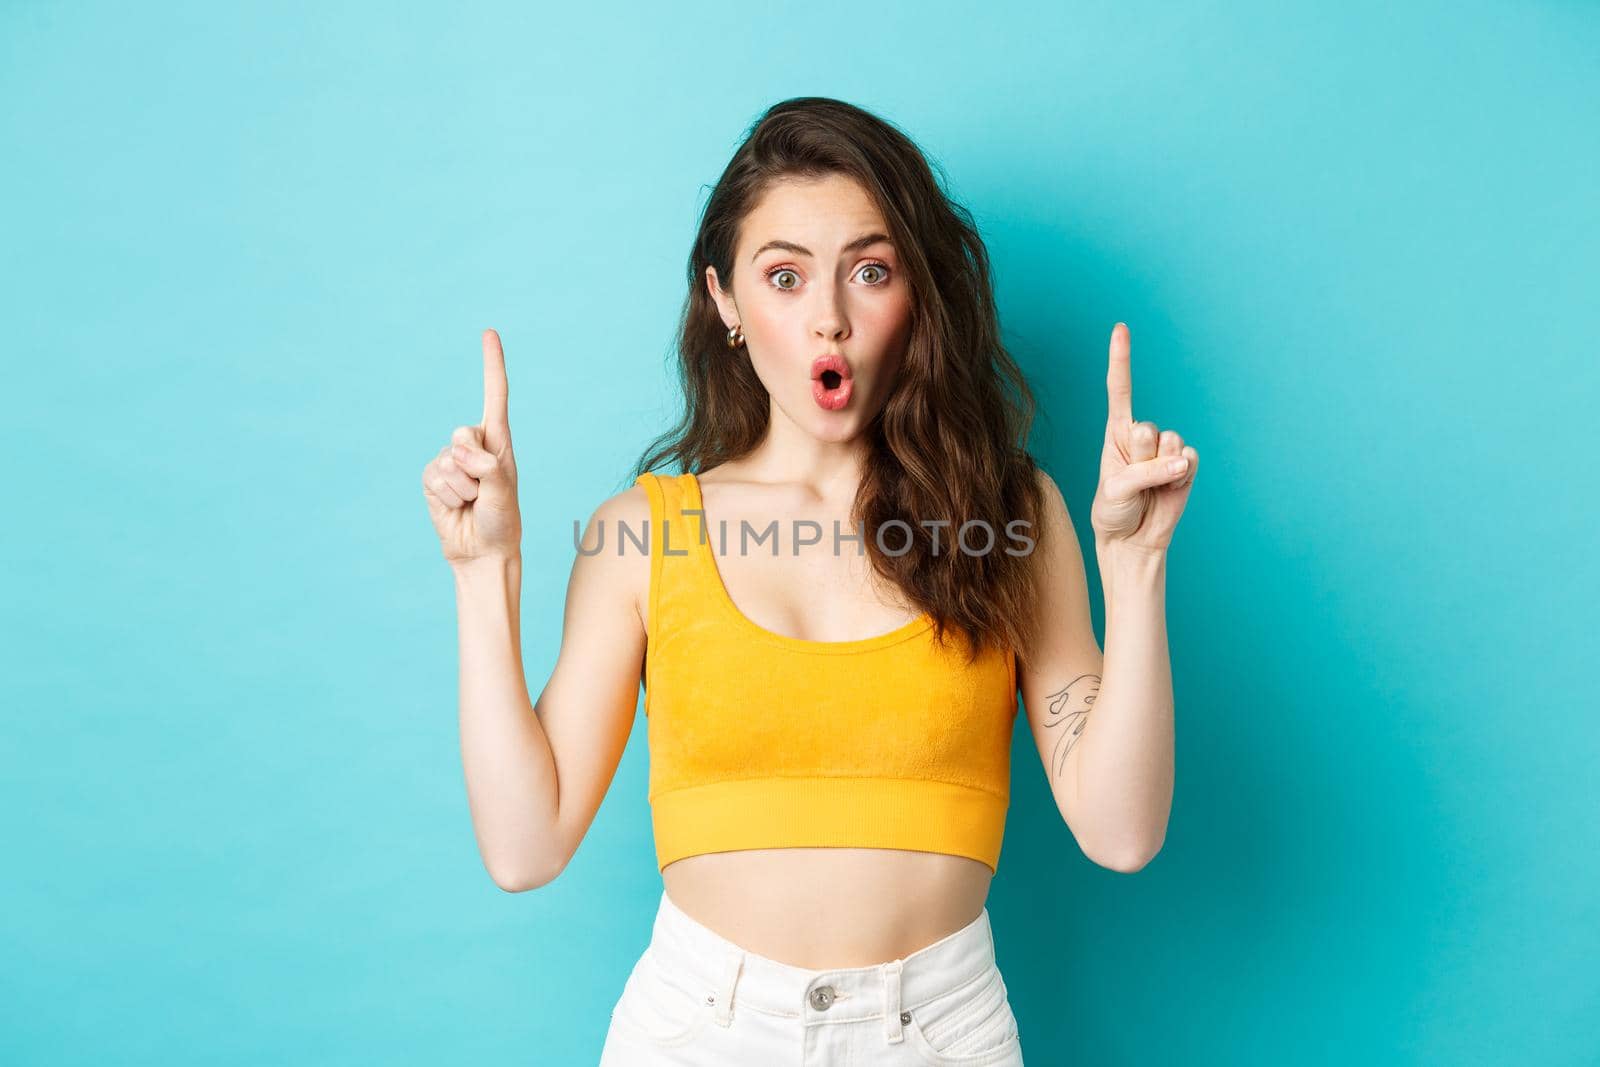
[4,1,1595,1063]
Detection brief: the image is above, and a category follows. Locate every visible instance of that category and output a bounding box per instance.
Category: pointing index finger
[1105,322,1133,427]
[481,328,510,446]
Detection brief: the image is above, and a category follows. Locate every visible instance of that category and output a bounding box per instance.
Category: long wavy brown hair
[631,96,1047,664]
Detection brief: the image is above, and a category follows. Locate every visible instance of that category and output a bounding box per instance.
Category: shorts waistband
[644,889,996,1035]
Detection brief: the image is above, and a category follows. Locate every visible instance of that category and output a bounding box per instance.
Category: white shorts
[599,889,1024,1065]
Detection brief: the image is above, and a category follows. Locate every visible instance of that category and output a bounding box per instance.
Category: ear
[705,265,739,329]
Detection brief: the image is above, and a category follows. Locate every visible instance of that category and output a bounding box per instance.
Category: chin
[805,395,869,432]
[808,418,862,443]
[773,388,879,442]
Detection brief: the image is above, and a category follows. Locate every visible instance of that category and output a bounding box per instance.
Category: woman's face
[708,173,914,443]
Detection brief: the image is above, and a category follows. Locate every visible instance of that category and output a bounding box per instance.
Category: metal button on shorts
[808,985,836,1010]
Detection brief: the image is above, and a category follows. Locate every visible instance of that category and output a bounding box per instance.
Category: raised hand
[421,328,524,566]
[1088,323,1199,554]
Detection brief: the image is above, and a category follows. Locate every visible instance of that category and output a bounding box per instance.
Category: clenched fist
[421,328,523,566]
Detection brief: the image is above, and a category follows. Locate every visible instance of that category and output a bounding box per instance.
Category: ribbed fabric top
[634,471,1019,874]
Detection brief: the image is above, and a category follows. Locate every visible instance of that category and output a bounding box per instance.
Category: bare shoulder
[591,478,651,526]
[1018,464,1094,655]
[694,461,733,482]
[1030,466,1077,556]
[572,479,653,629]
[689,462,740,498]
[1032,465,1066,509]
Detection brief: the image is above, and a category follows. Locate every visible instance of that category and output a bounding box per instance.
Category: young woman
[421,97,1198,1065]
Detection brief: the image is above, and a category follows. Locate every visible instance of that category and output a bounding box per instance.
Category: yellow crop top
[634,471,1019,874]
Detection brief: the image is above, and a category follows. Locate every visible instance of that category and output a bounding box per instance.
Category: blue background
[4,1,1596,1063]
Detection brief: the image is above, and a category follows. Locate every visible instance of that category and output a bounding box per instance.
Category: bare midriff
[660,846,993,969]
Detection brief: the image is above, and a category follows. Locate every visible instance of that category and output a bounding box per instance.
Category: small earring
[726,324,745,349]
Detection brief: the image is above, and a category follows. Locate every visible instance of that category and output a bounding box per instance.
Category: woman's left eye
[858,262,890,285]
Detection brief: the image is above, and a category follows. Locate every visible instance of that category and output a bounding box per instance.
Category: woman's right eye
[766,268,799,291]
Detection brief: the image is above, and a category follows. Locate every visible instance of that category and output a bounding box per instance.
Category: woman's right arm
[424,330,648,892]
[450,489,648,892]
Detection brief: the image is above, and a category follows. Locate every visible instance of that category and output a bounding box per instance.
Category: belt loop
[881,958,905,1045]
[712,947,743,1027]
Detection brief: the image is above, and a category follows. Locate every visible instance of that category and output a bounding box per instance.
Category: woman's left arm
[1018,323,1198,873]
[1074,540,1174,871]
[1081,321,1199,868]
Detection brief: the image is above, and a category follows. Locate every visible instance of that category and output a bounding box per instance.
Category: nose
[810,280,850,343]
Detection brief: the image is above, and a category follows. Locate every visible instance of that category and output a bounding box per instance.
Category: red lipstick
[810,353,854,411]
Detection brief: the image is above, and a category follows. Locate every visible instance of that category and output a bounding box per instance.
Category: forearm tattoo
[1045,674,1101,780]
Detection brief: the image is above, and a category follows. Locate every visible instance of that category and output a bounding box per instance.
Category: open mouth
[811,354,854,411]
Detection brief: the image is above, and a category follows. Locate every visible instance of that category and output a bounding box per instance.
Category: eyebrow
[750,232,894,263]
